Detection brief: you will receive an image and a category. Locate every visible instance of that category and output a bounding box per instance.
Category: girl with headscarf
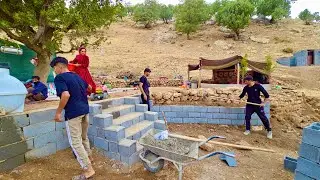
[69,47,96,95]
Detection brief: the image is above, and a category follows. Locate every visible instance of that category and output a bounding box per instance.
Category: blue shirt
[140,75,150,96]
[54,72,89,120]
[239,83,269,104]
[32,82,48,99]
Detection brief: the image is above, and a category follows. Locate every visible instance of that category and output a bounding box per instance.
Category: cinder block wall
[294,50,308,66]
[151,105,271,126]
[314,50,320,65]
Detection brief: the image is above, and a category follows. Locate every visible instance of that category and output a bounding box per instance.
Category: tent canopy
[188,55,269,75]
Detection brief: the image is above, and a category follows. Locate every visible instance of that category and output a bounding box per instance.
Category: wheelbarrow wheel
[143,150,164,173]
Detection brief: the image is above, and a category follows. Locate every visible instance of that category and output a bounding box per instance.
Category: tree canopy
[175,0,210,39]
[133,0,160,28]
[0,0,120,82]
[299,9,314,25]
[159,4,174,24]
[256,0,291,23]
[216,0,254,39]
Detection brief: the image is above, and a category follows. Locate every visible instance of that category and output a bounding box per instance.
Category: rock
[163,92,173,100]
[224,33,236,38]
[250,36,270,44]
[154,92,163,100]
[205,20,216,25]
[219,26,232,33]
[173,93,182,98]
[181,96,188,101]
[214,40,233,50]
[173,98,181,102]
[189,90,198,96]
[291,28,302,33]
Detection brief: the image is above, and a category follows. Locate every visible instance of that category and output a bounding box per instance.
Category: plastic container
[0,65,27,114]
[68,63,76,71]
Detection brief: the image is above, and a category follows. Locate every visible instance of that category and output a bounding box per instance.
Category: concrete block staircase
[87,96,166,166]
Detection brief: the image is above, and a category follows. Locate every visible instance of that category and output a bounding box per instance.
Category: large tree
[175,0,210,40]
[299,9,314,25]
[159,4,174,24]
[256,0,291,23]
[0,0,120,82]
[216,0,254,39]
[133,0,160,28]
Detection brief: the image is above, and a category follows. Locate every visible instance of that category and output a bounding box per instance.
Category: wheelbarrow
[139,130,235,180]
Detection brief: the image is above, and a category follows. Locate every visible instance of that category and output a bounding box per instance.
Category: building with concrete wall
[277,49,320,67]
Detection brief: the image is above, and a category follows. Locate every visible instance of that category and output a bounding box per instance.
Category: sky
[124,0,320,18]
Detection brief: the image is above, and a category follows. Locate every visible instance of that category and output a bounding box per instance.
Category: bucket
[68,64,76,71]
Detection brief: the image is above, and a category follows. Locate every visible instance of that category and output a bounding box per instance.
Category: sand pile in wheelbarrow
[143,134,192,155]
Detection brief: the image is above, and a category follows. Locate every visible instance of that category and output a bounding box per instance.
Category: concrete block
[119,139,136,157]
[232,120,245,126]
[141,124,153,136]
[25,143,57,160]
[295,170,315,180]
[97,127,105,138]
[0,141,28,161]
[89,104,102,115]
[213,113,225,119]
[207,119,220,124]
[89,114,94,125]
[132,117,140,125]
[104,151,121,161]
[189,112,201,118]
[183,118,197,123]
[299,143,320,164]
[219,119,232,125]
[167,118,183,123]
[88,125,97,136]
[284,156,297,173]
[34,131,58,148]
[151,106,160,112]
[132,132,141,140]
[196,106,208,113]
[93,113,113,128]
[154,120,166,130]
[195,118,207,124]
[57,138,70,151]
[266,114,271,119]
[56,122,66,131]
[251,120,260,126]
[176,112,189,118]
[23,121,55,138]
[230,108,244,114]
[104,126,125,142]
[121,151,141,166]
[201,113,213,119]
[124,97,140,105]
[96,100,112,109]
[0,154,25,172]
[302,123,320,147]
[136,104,148,112]
[0,129,24,146]
[159,106,171,112]
[145,111,158,121]
[29,109,56,124]
[121,119,133,128]
[0,114,30,130]
[207,107,220,113]
[237,114,245,120]
[225,114,238,120]
[26,139,34,149]
[165,112,177,118]
[219,107,231,113]
[120,108,132,116]
[13,114,30,127]
[94,137,108,151]
[296,157,320,179]
[183,106,195,112]
[171,106,183,112]
[109,141,119,152]
[111,98,125,106]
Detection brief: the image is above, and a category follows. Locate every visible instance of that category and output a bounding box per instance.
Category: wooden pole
[198,68,201,88]
[187,69,190,81]
[168,133,276,153]
[237,63,240,84]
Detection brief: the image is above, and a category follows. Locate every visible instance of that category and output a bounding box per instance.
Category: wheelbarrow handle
[199,135,226,146]
[198,151,235,161]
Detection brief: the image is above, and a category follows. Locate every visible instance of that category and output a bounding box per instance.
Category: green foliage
[208,0,229,16]
[116,4,128,20]
[175,0,210,39]
[282,47,294,53]
[133,0,160,28]
[299,9,314,25]
[264,55,276,74]
[256,0,291,23]
[216,0,254,39]
[314,12,320,21]
[240,54,249,81]
[159,4,174,24]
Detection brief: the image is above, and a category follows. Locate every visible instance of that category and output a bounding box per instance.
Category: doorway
[307,50,314,65]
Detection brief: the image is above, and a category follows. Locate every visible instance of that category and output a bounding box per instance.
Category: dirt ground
[0,122,297,180]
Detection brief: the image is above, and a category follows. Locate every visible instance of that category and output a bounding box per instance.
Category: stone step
[125,120,154,140]
[113,112,144,128]
[102,105,135,119]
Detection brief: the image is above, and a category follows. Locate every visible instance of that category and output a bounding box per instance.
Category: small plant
[282,47,294,53]
[240,54,249,82]
[264,55,276,74]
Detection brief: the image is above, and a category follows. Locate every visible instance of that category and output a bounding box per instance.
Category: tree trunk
[33,51,51,83]
[235,30,240,40]
[187,33,191,40]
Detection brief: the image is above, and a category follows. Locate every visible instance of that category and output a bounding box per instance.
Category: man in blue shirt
[239,75,272,139]
[50,57,95,180]
[139,68,151,111]
[26,76,48,101]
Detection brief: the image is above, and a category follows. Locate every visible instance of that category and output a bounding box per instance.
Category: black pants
[141,94,151,111]
[245,105,271,131]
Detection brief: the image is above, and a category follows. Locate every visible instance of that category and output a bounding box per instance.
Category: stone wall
[151,105,270,126]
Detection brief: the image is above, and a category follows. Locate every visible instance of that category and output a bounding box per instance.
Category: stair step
[113,112,144,128]
[102,105,135,119]
[125,120,154,140]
